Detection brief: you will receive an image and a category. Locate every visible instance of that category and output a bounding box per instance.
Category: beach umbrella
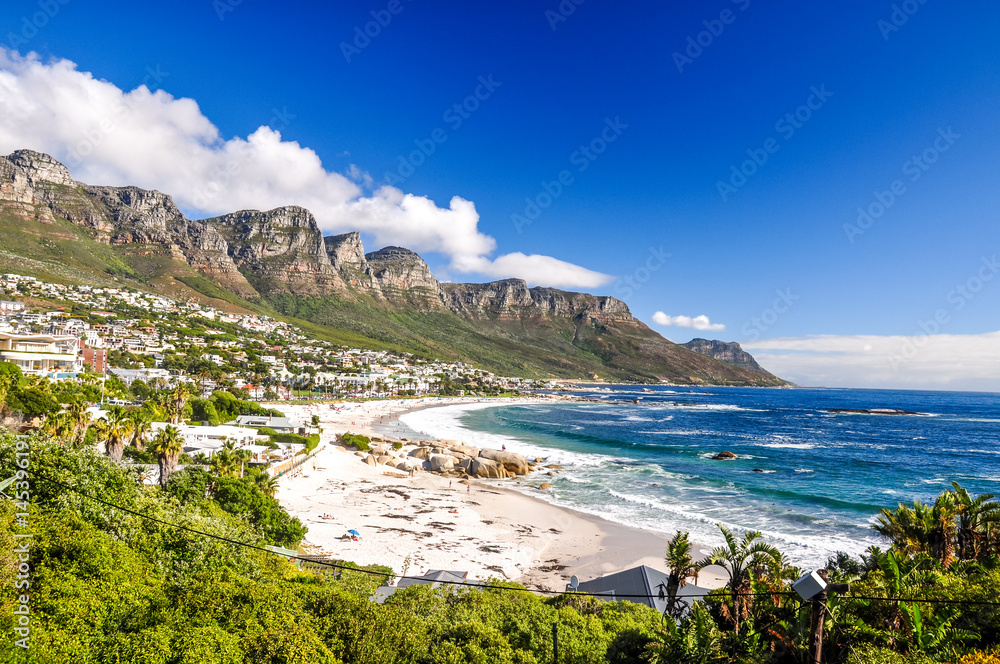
[348,529,360,536]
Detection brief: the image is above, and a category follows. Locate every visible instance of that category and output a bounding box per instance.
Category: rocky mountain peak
[5,149,77,186]
[325,231,368,271]
[682,338,770,374]
[365,245,442,306]
[211,205,319,231]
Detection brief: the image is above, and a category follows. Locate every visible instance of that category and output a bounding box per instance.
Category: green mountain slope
[0,149,786,384]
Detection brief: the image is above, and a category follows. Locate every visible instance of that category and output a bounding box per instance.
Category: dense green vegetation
[0,435,665,663]
[3,366,999,662]
[338,432,372,452]
[3,429,1000,662]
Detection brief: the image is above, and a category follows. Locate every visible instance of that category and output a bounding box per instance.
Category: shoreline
[271,396,727,592]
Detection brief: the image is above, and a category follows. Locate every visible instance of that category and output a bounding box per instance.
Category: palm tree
[246,468,279,497]
[198,368,214,398]
[151,425,183,488]
[133,466,153,485]
[42,412,74,442]
[103,406,129,462]
[210,440,240,477]
[699,525,783,635]
[0,370,17,408]
[664,530,699,619]
[949,482,1000,561]
[126,408,153,451]
[167,384,191,424]
[874,494,961,567]
[66,401,91,446]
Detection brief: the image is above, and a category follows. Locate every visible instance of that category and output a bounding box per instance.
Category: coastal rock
[827,408,921,416]
[448,444,481,458]
[546,464,564,470]
[377,455,394,465]
[712,451,738,460]
[428,454,457,472]
[354,451,367,458]
[409,447,431,460]
[364,454,377,467]
[539,483,552,490]
[469,457,507,479]
[479,449,531,476]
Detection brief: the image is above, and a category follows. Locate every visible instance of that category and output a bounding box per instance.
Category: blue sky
[2,0,999,388]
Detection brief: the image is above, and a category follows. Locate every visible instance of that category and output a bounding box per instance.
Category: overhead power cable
[25,469,1000,607]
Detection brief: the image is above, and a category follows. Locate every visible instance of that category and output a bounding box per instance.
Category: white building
[0,332,82,377]
[0,301,25,315]
[149,423,263,457]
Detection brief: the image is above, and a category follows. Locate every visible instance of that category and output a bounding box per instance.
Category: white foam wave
[400,402,608,467]
[943,448,1000,455]
[759,443,817,450]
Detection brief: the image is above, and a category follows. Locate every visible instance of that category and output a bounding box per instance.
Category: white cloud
[742,331,1000,391]
[652,312,726,331]
[0,49,611,289]
[454,252,612,290]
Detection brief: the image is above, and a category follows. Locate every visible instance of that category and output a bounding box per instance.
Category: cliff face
[682,338,770,373]
[0,149,785,384]
[365,246,443,308]
[202,206,348,295]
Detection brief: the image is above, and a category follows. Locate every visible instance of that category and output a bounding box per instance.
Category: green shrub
[339,432,371,452]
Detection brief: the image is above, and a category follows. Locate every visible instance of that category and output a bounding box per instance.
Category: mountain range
[0,149,784,385]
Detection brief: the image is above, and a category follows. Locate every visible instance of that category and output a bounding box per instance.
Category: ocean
[398,387,1000,568]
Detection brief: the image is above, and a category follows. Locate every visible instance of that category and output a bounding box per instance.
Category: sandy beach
[273,397,727,592]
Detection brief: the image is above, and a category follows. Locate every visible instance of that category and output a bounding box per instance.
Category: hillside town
[0,273,548,483]
[0,272,546,396]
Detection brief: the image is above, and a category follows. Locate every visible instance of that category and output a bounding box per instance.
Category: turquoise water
[400,387,1000,567]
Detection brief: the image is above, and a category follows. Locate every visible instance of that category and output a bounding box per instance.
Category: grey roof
[577,565,708,614]
[232,415,297,430]
[372,569,469,604]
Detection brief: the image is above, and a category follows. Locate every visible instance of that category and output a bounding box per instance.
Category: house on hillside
[576,565,709,615]
[0,331,82,378]
[372,570,470,603]
[230,414,310,435]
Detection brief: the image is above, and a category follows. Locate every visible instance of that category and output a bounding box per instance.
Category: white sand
[273,398,727,591]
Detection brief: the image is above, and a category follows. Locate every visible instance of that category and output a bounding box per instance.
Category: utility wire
[26,469,1000,607]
